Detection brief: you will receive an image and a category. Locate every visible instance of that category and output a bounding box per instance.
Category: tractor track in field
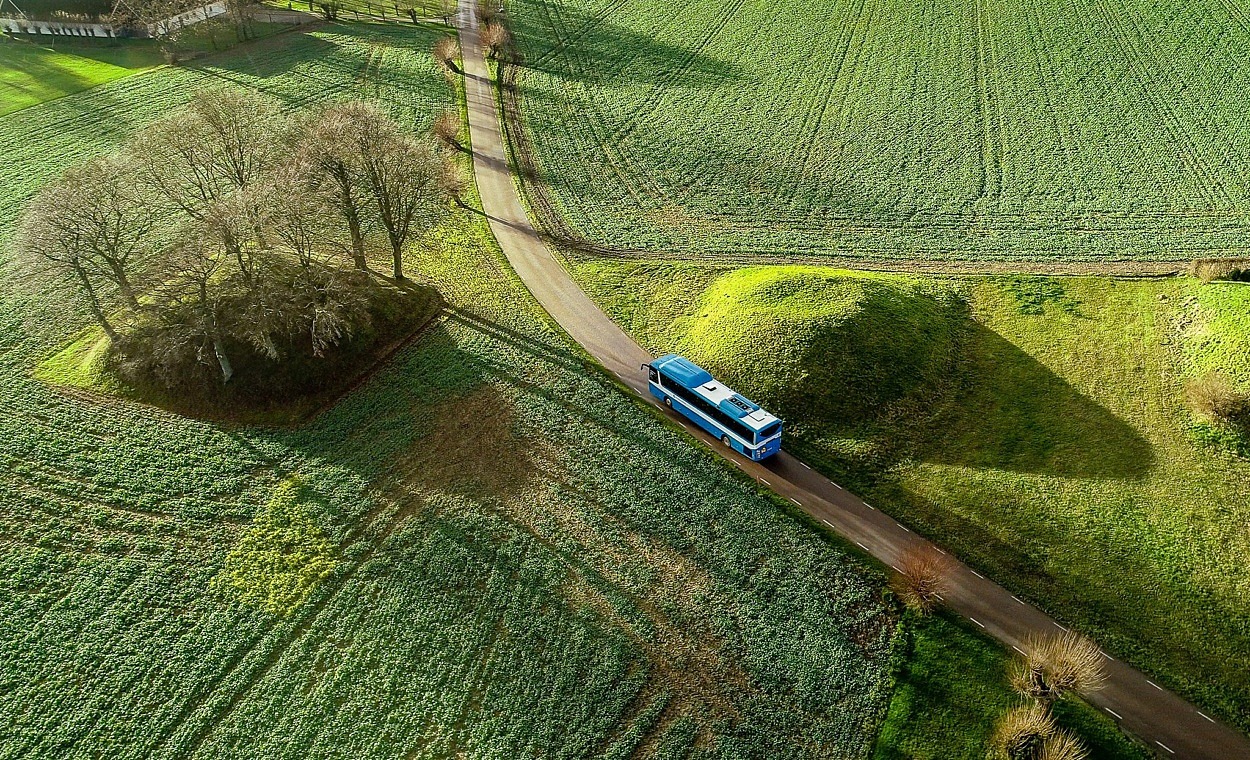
[458,1,1250,756]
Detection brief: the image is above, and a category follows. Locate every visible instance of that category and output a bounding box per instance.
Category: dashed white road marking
[1053,622,1068,632]
[900,525,911,533]
[1156,741,1174,755]
[831,481,843,489]
[1011,595,1026,605]
[890,564,901,572]
[864,502,876,510]
[935,547,947,555]
[822,519,833,528]
[801,462,811,469]
[760,478,771,486]
[1011,645,1025,655]
[1148,679,1163,691]
[855,541,869,551]
[1106,707,1122,720]
[1198,710,1215,724]
[790,498,802,506]
[970,570,984,579]
[970,617,986,629]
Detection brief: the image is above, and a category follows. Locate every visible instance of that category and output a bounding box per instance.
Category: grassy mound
[672,267,964,430]
[36,277,442,426]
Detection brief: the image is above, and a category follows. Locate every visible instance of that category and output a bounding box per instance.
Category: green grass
[506,0,1250,261]
[874,613,1150,760]
[0,23,897,758]
[0,21,305,115]
[576,260,1250,732]
[0,42,162,115]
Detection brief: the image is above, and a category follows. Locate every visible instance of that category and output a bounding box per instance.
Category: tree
[432,109,464,152]
[889,542,953,615]
[991,704,1055,760]
[1013,631,1107,703]
[481,22,510,60]
[314,0,340,19]
[15,155,156,339]
[129,88,280,221]
[324,101,451,280]
[433,36,460,74]
[297,103,376,271]
[361,133,450,280]
[991,704,1088,760]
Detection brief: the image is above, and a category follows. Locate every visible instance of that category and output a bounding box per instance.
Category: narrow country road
[456,3,1250,757]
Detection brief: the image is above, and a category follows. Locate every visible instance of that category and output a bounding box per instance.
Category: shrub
[889,542,953,615]
[1186,370,1250,424]
[1012,632,1107,703]
[433,109,463,151]
[991,703,1056,759]
[432,36,459,72]
[1191,258,1250,282]
[482,23,510,60]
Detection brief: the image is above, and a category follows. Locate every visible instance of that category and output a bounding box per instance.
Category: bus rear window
[758,423,781,441]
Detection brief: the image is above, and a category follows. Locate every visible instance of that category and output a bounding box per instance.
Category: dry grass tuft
[432,37,459,72]
[1186,370,1250,423]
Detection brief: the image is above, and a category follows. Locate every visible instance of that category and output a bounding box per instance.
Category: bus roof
[652,354,781,431]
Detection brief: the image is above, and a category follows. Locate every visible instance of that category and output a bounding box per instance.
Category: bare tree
[432,110,464,152]
[157,229,235,384]
[362,134,450,280]
[433,36,460,74]
[298,103,377,271]
[129,88,280,221]
[481,22,510,60]
[15,156,157,338]
[1013,631,1107,703]
[889,542,954,615]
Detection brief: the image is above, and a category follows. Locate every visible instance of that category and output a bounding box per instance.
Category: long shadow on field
[918,322,1153,479]
[507,4,742,88]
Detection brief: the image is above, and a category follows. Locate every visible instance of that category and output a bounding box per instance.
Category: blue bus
[643,354,783,460]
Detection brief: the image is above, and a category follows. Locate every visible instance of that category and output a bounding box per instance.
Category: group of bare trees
[890,543,1106,760]
[18,89,457,393]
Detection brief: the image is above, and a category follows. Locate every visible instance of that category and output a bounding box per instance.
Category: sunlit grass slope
[576,259,1250,731]
[0,43,162,115]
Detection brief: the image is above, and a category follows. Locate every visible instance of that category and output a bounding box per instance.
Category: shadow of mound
[920,322,1154,480]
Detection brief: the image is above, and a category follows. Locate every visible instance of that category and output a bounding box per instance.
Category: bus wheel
[721,435,731,447]
[664,397,673,408]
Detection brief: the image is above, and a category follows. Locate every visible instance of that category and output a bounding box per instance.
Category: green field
[505,0,1250,262]
[874,613,1150,760]
[0,23,901,758]
[0,42,162,115]
[576,260,1250,729]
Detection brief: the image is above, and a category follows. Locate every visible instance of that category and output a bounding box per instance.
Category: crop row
[508,0,1250,260]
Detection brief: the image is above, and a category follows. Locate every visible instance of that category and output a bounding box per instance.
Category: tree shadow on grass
[919,322,1154,479]
[507,3,743,89]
